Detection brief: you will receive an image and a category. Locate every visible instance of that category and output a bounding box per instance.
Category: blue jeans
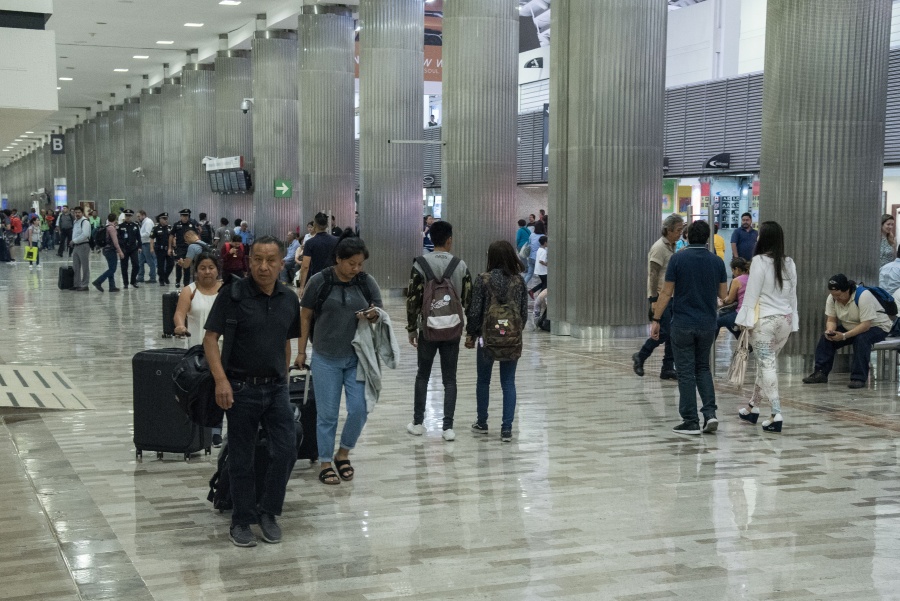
[225,379,296,527]
[523,257,537,286]
[138,242,157,281]
[716,310,740,339]
[670,326,718,423]
[475,345,518,431]
[97,248,119,287]
[311,353,368,463]
[637,302,675,371]
[813,325,887,382]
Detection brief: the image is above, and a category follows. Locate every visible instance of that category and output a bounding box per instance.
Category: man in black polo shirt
[298,212,338,293]
[168,209,200,288]
[204,235,300,548]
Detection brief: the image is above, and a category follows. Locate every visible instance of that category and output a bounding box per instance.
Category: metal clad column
[96,112,111,206]
[442,0,519,270]
[108,106,126,200]
[252,30,300,237]
[124,98,143,209]
[298,5,355,230]
[73,123,85,203]
[359,0,424,289]
[162,78,185,213]
[141,88,164,217]
[762,0,891,354]
[65,128,77,205]
[215,49,254,222]
[183,64,218,221]
[82,118,98,202]
[549,0,666,338]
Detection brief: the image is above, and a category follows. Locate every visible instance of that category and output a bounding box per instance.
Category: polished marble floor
[2,254,900,600]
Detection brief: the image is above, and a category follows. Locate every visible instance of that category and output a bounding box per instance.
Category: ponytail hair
[334,230,369,261]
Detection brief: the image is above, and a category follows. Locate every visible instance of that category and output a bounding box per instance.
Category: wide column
[108,106,126,201]
[141,87,164,217]
[215,48,254,222]
[761,0,891,354]
[161,77,185,214]
[73,122,85,204]
[64,127,77,206]
[252,29,300,238]
[96,110,111,206]
[82,117,98,203]
[182,63,219,221]
[123,97,143,210]
[549,0,666,339]
[298,5,355,231]
[442,0,519,270]
[359,0,424,289]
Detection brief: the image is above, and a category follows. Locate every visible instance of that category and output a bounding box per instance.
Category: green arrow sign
[274,179,293,198]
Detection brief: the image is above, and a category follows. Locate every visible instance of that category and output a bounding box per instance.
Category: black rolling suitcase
[290,367,317,461]
[162,291,179,337]
[133,348,212,461]
[58,265,74,290]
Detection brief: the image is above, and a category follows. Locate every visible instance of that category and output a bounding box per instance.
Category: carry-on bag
[58,265,74,290]
[290,366,317,461]
[162,291,179,337]
[133,348,212,461]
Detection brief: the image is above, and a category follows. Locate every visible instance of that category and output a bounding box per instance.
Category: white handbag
[726,327,751,387]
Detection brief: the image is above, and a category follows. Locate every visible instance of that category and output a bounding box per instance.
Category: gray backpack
[415,256,464,342]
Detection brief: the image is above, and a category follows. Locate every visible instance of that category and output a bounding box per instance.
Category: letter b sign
[50,134,65,155]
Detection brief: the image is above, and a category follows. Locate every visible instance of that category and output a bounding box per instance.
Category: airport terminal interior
[4,0,900,599]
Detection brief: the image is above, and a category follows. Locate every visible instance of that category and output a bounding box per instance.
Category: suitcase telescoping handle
[290,364,311,401]
[174,333,191,349]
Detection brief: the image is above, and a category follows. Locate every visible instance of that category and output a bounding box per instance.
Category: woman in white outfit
[734,221,799,433]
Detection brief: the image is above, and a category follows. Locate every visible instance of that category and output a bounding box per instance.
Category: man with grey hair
[632,213,685,380]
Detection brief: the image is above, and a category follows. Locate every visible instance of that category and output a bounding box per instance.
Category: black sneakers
[471,422,489,434]
[802,371,828,384]
[848,380,865,389]
[258,513,282,544]
[659,369,678,380]
[229,524,257,547]
[672,421,701,435]
[701,417,718,434]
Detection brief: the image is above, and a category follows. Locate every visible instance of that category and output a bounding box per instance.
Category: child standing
[530,236,548,300]
[26,216,41,269]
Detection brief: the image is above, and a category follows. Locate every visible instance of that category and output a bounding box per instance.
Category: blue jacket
[516,227,531,251]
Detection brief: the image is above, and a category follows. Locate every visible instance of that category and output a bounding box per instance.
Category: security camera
[132,167,142,174]
[240,98,254,114]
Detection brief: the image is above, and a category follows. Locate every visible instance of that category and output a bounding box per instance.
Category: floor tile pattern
[2,256,900,600]
[0,364,94,410]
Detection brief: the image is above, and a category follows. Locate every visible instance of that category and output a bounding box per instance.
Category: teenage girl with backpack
[465,240,529,442]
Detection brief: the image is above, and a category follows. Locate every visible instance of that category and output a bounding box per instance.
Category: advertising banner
[662,179,677,213]
[354,0,444,83]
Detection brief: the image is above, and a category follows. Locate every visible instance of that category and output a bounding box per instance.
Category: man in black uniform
[117,209,142,289]
[169,208,200,288]
[151,213,173,286]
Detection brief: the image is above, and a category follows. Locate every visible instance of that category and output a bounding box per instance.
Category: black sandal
[334,458,354,481]
[318,466,340,485]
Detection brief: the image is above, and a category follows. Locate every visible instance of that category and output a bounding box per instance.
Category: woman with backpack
[465,240,529,442]
[296,232,383,485]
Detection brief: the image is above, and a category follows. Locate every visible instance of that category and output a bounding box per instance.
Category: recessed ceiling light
[25,131,33,134]
[219,0,241,5]
[156,40,174,45]
[184,23,204,27]
[59,77,73,81]
[114,68,129,72]
[57,86,62,90]
[2,150,9,152]
[133,55,149,59]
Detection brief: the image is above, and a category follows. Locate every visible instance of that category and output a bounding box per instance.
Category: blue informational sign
[55,185,67,207]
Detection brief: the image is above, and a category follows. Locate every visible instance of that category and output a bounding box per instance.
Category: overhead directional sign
[50,134,65,155]
[274,179,293,198]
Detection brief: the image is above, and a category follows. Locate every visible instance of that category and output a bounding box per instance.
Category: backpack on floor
[481,274,524,361]
[415,256,464,342]
[855,285,899,318]
[207,434,269,512]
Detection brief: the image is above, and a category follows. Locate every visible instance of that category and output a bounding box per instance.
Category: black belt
[227,373,282,385]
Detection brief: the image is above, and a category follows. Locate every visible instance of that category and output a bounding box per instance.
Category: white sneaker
[442,429,456,441]
[28,264,33,270]
[406,423,425,436]
[36,264,42,269]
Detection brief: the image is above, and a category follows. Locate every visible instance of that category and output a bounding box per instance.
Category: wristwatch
[651,317,661,323]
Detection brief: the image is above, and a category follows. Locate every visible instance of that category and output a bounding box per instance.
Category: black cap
[158,212,168,220]
[179,209,191,216]
[123,209,135,216]
[828,274,853,291]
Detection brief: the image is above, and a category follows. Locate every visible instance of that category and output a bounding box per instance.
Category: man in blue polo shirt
[650,220,728,435]
[730,212,758,261]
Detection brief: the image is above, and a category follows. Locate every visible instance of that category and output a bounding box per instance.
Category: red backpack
[415,256,464,342]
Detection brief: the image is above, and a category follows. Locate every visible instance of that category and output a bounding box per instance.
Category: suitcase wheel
[136,449,142,461]
[184,453,190,461]
[205,447,211,455]
[157,452,164,460]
